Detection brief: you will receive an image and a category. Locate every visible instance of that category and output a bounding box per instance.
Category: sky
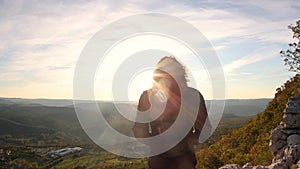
[0,0,299,101]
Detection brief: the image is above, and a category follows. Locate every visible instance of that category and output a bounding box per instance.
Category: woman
[133,56,211,169]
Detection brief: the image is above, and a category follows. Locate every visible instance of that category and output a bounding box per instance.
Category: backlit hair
[155,56,189,85]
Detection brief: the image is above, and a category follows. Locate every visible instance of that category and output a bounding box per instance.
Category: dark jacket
[132,86,210,157]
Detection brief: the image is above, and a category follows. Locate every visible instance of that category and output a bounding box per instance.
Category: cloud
[0,1,139,81]
[0,0,298,99]
[223,45,279,74]
[48,66,72,71]
[157,1,298,45]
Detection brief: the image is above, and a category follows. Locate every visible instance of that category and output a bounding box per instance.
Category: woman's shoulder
[185,86,202,95]
[138,88,156,110]
[140,88,154,97]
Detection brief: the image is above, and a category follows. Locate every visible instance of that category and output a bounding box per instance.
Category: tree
[280,20,300,72]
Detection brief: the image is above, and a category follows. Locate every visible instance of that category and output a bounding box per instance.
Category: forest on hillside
[0,99,260,168]
[196,74,300,169]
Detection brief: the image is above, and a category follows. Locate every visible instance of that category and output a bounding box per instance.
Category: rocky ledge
[219,97,300,169]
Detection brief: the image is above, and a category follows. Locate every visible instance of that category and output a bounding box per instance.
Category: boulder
[284,145,300,163]
[242,162,253,169]
[252,165,269,169]
[273,147,285,161]
[268,159,287,169]
[282,128,300,135]
[219,164,242,169]
[287,134,300,145]
[282,114,300,128]
[284,97,300,114]
[270,127,287,142]
[269,140,287,154]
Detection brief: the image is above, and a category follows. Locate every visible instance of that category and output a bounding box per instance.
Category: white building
[48,147,83,157]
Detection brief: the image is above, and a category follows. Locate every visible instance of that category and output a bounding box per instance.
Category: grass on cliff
[196,74,300,169]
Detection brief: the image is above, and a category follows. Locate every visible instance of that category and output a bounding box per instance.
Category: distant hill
[220,99,271,116]
[0,97,271,116]
[0,96,270,148]
[0,97,88,107]
[196,74,300,169]
[0,95,274,168]
[0,98,68,107]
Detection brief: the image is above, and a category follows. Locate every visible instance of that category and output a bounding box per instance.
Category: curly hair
[155,56,189,85]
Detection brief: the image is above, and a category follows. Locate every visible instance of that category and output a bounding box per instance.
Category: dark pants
[148,152,197,169]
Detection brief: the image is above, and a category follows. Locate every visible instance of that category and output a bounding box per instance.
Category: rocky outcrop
[219,96,300,169]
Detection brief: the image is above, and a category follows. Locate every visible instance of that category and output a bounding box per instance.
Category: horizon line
[0,96,273,102]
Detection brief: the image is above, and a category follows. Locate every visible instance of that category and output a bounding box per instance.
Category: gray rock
[270,127,287,142]
[282,129,300,135]
[284,97,300,114]
[270,140,287,154]
[287,134,300,145]
[242,162,253,169]
[295,145,300,161]
[268,159,287,169]
[273,148,285,161]
[285,145,300,163]
[282,114,300,128]
[252,165,269,169]
[285,155,293,166]
[219,164,242,169]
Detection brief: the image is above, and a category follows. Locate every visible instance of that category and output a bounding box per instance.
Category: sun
[128,69,154,102]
